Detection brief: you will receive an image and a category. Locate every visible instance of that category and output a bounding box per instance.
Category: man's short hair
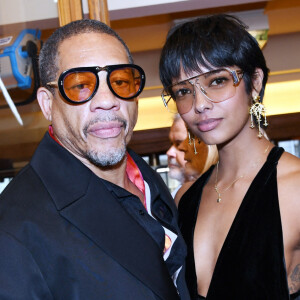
[39,19,133,93]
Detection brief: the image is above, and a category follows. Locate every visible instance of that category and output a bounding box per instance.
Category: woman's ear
[252,68,264,98]
[37,87,54,122]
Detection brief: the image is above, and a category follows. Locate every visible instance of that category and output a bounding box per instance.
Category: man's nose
[167,145,177,157]
[89,74,120,111]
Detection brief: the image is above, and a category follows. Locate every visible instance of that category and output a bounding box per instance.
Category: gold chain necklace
[214,144,271,203]
[214,161,244,203]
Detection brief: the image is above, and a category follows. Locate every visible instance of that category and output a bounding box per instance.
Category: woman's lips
[197,118,222,132]
[88,122,123,138]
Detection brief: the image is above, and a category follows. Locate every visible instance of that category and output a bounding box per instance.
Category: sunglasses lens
[63,71,97,102]
[109,67,143,99]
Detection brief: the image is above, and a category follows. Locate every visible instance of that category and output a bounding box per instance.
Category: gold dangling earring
[187,130,198,155]
[188,130,193,145]
[249,95,268,138]
[193,138,198,155]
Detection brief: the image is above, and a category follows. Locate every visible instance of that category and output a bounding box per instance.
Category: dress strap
[266,146,284,165]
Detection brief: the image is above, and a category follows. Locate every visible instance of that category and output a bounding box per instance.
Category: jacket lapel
[31,134,179,300]
[59,175,179,300]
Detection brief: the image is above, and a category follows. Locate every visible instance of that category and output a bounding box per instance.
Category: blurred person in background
[167,114,187,186]
[167,114,217,197]
[182,134,218,182]
[174,135,218,205]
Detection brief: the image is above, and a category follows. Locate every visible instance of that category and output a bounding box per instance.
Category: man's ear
[37,87,54,122]
[252,68,264,98]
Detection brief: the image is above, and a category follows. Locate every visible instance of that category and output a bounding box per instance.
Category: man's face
[45,33,138,168]
[166,117,187,183]
[180,137,209,181]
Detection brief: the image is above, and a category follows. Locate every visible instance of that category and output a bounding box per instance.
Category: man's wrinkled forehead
[56,32,129,71]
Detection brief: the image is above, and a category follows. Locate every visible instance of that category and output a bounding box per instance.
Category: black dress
[178,147,300,300]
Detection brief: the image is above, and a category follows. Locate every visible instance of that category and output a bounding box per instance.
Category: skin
[37,32,143,201]
[174,139,217,206]
[166,117,187,183]
[177,65,300,296]
[180,136,209,181]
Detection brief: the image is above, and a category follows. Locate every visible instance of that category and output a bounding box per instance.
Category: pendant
[217,197,221,203]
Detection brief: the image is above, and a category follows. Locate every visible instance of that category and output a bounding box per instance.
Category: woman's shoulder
[277,150,300,255]
[277,150,300,210]
[277,150,300,180]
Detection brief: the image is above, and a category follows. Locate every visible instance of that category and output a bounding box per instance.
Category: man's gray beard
[82,115,128,167]
[86,142,126,167]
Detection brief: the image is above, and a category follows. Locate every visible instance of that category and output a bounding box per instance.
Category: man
[180,139,218,183]
[0,20,190,300]
[174,139,218,206]
[167,114,187,185]
[167,115,214,197]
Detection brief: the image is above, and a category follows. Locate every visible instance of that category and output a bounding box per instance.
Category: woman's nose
[193,84,214,113]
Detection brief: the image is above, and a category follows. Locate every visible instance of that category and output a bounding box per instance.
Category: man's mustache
[83,115,127,137]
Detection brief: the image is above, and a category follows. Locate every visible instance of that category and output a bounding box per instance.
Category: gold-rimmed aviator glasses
[161,68,244,114]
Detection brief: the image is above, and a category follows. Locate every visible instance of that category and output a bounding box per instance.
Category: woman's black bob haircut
[159,14,269,100]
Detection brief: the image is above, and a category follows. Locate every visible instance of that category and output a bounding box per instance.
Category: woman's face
[177,65,256,146]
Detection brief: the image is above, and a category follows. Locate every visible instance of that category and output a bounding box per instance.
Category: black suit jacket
[0,133,190,300]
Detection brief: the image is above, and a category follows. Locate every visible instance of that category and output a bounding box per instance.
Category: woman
[159,14,300,299]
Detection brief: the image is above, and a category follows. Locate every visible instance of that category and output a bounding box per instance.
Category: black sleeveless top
[178,147,299,300]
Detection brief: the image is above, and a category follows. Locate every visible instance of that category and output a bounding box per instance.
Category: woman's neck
[216,131,272,180]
